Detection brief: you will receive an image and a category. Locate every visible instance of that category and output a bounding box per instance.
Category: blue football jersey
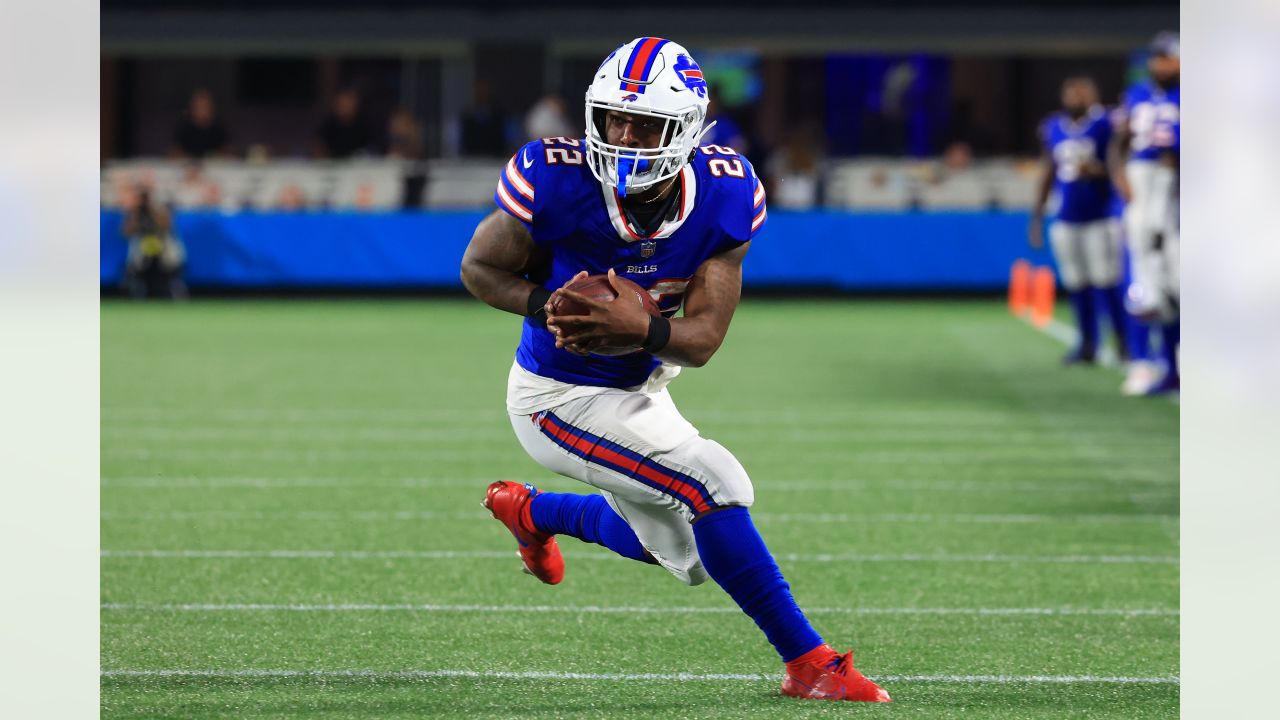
[494,137,766,388]
[1122,81,1180,161]
[1041,106,1114,223]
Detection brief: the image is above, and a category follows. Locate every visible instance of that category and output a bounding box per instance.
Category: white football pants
[1048,218,1122,292]
[509,383,754,586]
[1124,161,1180,321]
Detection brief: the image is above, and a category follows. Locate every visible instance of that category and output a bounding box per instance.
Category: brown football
[549,274,661,318]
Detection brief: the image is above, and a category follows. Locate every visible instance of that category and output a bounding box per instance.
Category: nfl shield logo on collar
[640,241,656,258]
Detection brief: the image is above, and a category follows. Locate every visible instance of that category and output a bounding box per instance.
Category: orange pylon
[1030,266,1056,328]
[1008,260,1031,316]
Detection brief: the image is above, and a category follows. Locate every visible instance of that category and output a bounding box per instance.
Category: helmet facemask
[584,100,709,196]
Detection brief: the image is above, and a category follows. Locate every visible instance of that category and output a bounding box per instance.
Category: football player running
[460,37,890,703]
[1110,32,1180,394]
[1030,76,1127,365]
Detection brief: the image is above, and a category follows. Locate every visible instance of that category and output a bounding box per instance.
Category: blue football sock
[692,506,824,662]
[1067,288,1099,350]
[529,491,653,563]
[1126,313,1152,361]
[1160,321,1180,379]
[1099,285,1128,352]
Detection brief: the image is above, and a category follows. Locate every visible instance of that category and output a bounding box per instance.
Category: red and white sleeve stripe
[751,181,767,233]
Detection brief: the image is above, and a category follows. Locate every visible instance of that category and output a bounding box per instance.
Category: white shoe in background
[1121,360,1159,396]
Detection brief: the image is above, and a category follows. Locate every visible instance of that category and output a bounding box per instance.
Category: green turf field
[101,298,1178,718]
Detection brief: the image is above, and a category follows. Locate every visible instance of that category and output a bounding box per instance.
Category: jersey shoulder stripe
[493,142,544,225]
[751,173,767,235]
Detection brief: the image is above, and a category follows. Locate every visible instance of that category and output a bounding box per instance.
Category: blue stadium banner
[101,210,1054,290]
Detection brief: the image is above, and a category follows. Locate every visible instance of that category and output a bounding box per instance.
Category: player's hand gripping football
[545,269,652,356]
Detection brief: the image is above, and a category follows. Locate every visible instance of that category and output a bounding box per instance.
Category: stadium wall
[99,210,1056,291]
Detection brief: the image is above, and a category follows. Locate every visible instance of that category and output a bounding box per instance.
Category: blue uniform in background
[1122,82,1180,161]
[1039,107,1126,360]
[494,137,766,388]
[1043,107,1113,223]
[1119,80,1180,392]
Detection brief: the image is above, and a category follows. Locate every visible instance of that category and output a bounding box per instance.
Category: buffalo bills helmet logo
[673,54,707,98]
[620,93,639,102]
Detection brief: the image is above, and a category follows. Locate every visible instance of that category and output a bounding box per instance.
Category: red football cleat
[482,481,565,585]
[781,644,892,702]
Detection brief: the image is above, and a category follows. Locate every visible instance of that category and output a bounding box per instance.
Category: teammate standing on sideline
[1030,76,1127,364]
[460,37,890,703]
[1110,32,1180,394]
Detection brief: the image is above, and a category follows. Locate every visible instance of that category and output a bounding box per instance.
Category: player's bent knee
[693,503,747,524]
[684,564,710,586]
[682,437,754,508]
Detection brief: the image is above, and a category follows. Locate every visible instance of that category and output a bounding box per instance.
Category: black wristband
[526,287,553,324]
[642,314,671,354]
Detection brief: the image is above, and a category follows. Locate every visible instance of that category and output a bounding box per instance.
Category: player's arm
[459,209,551,317]
[653,241,748,367]
[1108,121,1132,203]
[1028,148,1053,250]
[548,242,749,368]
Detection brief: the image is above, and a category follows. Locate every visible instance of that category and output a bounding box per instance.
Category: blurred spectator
[121,182,187,300]
[942,140,974,173]
[702,93,749,153]
[171,89,231,159]
[765,128,823,210]
[316,89,375,159]
[387,107,428,208]
[915,140,975,185]
[276,184,309,212]
[171,162,223,210]
[386,108,425,159]
[354,183,377,211]
[524,94,574,140]
[460,80,510,156]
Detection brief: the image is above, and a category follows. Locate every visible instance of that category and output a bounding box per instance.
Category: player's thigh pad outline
[507,392,753,586]
[603,492,710,586]
[1125,162,1176,251]
[1081,218,1122,288]
[510,390,755,517]
[1124,162,1179,318]
[1048,222,1088,291]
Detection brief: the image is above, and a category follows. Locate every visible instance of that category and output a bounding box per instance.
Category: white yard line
[100,476,461,489]
[101,475,1178,493]
[99,602,1178,618]
[98,509,1174,525]
[1038,318,1122,369]
[98,668,1180,685]
[1028,317,1178,405]
[756,511,1173,525]
[99,549,1178,564]
[101,407,1024,423]
[101,405,1165,428]
[102,445,1172,463]
[101,424,1174,448]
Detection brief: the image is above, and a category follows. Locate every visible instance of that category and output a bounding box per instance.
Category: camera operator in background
[121,184,188,300]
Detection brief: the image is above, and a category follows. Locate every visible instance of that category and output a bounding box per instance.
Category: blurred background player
[120,181,188,300]
[1029,76,1126,364]
[1111,31,1180,394]
[461,37,890,703]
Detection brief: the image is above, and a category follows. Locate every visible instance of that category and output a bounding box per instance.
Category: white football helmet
[584,37,714,196]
